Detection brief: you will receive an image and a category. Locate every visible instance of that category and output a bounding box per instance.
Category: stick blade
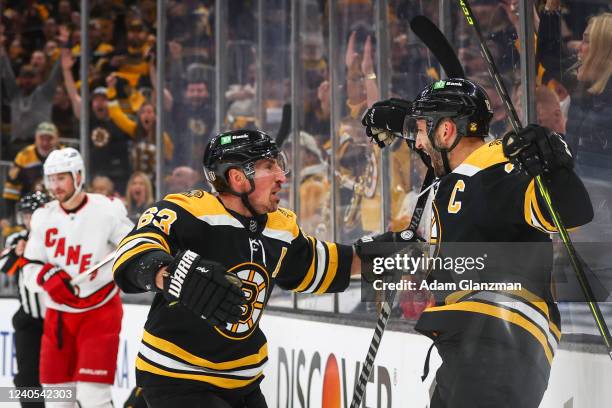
[410,15,465,79]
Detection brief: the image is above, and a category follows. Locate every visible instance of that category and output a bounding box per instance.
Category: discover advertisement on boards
[0,300,611,407]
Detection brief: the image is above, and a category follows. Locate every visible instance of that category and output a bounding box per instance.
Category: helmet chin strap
[227,178,262,217]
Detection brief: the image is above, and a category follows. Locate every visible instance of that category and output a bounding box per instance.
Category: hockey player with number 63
[23,147,133,407]
[113,129,362,407]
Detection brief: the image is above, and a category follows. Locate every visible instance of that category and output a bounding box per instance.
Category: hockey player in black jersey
[0,191,49,408]
[113,129,362,407]
[360,78,593,408]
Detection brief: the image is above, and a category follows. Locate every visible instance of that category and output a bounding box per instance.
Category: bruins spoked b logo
[215,262,270,340]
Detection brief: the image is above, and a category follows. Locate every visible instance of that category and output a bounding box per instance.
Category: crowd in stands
[0,0,215,234]
[0,0,610,319]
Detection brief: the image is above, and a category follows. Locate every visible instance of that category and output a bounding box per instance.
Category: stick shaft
[350,169,435,408]
[459,0,612,358]
[70,252,115,286]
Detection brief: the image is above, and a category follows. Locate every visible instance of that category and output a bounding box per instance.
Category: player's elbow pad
[546,168,594,228]
[115,250,174,293]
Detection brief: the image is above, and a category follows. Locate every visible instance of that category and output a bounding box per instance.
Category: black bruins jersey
[415,140,590,374]
[113,191,353,389]
[3,145,46,202]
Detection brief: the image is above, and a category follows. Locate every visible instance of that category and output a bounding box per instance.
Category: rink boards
[0,299,610,407]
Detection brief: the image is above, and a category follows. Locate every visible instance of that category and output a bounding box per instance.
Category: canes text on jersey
[44,228,93,272]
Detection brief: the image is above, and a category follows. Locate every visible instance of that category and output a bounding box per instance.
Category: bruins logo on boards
[215,262,270,340]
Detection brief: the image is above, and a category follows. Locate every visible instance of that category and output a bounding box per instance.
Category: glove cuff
[133,250,174,292]
[37,263,61,286]
[163,250,201,300]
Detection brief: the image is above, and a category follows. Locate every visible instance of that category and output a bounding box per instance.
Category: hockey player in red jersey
[23,147,133,407]
[360,78,594,407]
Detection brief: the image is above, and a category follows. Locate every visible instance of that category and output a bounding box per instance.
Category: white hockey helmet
[43,147,85,193]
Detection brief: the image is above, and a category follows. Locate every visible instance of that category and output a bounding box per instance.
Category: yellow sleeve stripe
[118,232,170,253]
[142,330,268,370]
[444,290,475,305]
[424,301,553,364]
[314,242,339,294]
[524,180,556,232]
[3,190,20,200]
[108,100,137,136]
[136,357,263,389]
[550,322,561,341]
[294,236,317,292]
[112,242,167,274]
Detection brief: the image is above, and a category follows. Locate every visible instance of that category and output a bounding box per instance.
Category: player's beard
[420,144,446,177]
[54,187,77,204]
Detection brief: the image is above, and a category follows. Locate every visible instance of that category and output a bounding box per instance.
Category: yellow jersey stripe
[164,192,229,218]
[118,232,171,253]
[443,288,560,340]
[550,322,562,341]
[113,242,168,274]
[142,330,268,370]
[524,180,556,232]
[444,290,475,305]
[461,141,508,170]
[136,357,263,389]
[314,242,339,294]
[3,191,20,200]
[294,236,317,292]
[266,210,299,239]
[424,301,554,364]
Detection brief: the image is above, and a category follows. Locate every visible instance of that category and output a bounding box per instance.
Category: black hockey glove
[361,98,412,148]
[354,230,425,282]
[163,250,246,326]
[502,124,573,177]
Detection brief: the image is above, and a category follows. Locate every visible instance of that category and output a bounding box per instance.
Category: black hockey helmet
[203,129,288,215]
[403,78,493,175]
[17,191,49,213]
[405,78,493,145]
[203,129,287,191]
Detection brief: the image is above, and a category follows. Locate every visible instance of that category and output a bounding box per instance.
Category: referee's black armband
[118,250,174,293]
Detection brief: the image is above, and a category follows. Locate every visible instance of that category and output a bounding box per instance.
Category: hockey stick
[458,0,612,360]
[275,103,292,148]
[410,16,465,79]
[70,252,115,286]
[350,168,435,408]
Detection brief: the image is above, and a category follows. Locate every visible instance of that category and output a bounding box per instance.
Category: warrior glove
[502,124,573,177]
[354,230,425,282]
[163,250,246,326]
[361,98,412,148]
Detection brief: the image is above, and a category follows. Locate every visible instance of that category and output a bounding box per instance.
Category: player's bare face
[250,158,287,214]
[46,172,76,203]
[414,119,446,177]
